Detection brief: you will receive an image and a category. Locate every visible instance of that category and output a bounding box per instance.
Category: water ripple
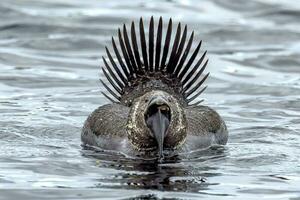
[0,0,300,199]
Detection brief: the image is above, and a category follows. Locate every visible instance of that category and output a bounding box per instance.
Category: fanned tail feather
[100,17,209,106]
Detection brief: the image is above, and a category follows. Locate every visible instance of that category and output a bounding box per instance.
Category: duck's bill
[145,97,171,160]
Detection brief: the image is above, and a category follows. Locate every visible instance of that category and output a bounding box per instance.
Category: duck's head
[126,90,187,158]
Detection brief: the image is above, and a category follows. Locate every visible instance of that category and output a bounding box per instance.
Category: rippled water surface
[1,0,300,199]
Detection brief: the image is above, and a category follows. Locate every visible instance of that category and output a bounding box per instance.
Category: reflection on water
[81,146,227,197]
[0,0,300,199]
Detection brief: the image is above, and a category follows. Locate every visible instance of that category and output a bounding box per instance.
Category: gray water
[0,0,300,199]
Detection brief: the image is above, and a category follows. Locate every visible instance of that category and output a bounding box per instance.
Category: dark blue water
[0,0,300,199]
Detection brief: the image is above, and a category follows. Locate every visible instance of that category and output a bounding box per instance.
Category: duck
[82,17,228,159]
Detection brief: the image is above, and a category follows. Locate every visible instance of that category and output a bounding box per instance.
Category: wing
[82,104,130,150]
[183,105,228,151]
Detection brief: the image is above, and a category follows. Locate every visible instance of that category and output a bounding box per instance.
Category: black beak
[145,96,171,160]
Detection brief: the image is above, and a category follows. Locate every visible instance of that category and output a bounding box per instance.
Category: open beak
[145,96,171,159]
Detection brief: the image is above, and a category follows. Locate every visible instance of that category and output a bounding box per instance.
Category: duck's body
[82,17,228,158]
[82,102,227,155]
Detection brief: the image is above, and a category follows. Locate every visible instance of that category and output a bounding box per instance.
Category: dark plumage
[82,17,228,158]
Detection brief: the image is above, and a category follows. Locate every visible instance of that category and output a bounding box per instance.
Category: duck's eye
[168,97,172,102]
[145,98,149,103]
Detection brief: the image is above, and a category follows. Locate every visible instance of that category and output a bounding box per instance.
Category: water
[0,0,300,199]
